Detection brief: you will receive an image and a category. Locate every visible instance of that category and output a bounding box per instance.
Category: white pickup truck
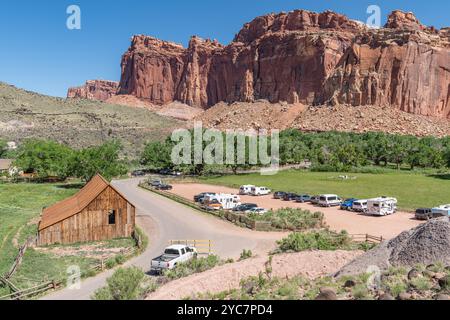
[151,245,197,273]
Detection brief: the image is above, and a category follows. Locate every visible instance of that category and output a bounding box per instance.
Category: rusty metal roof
[39,174,130,231]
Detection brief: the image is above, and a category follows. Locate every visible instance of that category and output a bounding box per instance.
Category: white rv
[318,194,342,207]
[352,200,368,212]
[366,197,398,216]
[239,185,255,195]
[250,187,271,196]
[431,204,450,217]
[202,194,241,210]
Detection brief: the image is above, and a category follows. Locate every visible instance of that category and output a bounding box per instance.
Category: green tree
[72,140,127,181]
[140,141,173,170]
[0,139,7,158]
[14,139,74,179]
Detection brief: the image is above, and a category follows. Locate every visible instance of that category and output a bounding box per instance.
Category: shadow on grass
[55,183,85,190]
[428,174,450,180]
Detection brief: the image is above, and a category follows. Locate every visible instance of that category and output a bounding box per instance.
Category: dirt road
[169,183,424,240]
[42,178,285,300]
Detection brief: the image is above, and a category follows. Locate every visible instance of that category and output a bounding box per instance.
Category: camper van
[366,197,398,216]
[202,194,241,211]
[318,195,342,207]
[250,187,271,196]
[239,185,256,195]
[431,204,450,217]
[352,200,368,212]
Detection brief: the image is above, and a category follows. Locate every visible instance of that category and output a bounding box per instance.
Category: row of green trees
[140,129,450,174]
[12,140,127,181]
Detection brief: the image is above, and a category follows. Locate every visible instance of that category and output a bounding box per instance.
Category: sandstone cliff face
[117,10,450,119]
[67,80,119,101]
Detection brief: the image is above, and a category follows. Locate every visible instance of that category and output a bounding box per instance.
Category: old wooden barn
[38,174,136,246]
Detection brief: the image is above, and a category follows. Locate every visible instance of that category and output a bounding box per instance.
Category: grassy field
[199,170,450,211]
[0,182,135,298]
[0,82,182,158]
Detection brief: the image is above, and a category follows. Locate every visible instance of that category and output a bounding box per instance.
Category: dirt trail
[169,183,423,240]
[147,250,362,300]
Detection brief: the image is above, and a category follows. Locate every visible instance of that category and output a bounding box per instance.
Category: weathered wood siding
[38,186,135,245]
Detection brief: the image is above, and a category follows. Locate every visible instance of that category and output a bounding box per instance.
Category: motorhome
[239,185,256,195]
[202,194,241,210]
[250,187,271,196]
[318,194,342,207]
[366,197,398,216]
[352,200,368,212]
[431,204,450,217]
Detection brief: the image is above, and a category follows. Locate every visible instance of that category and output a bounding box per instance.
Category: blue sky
[0,0,448,97]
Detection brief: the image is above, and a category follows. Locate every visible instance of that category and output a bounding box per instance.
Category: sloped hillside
[0,83,183,158]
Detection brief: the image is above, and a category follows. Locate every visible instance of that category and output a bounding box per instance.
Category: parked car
[202,194,241,211]
[318,194,342,207]
[159,169,172,175]
[131,170,146,177]
[273,191,287,199]
[233,203,258,212]
[247,208,268,215]
[194,192,216,203]
[310,195,320,205]
[283,193,298,201]
[239,185,256,195]
[352,200,368,213]
[156,184,173,191]
[295,194,311,203]
[340,198,357,211]
[150,180,163,187]
[415,208,433,220]
[250,186,271,196]
[151,245,197,274]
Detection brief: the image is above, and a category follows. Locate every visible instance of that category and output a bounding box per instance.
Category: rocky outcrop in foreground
[67,80,119,101]
[117,9,450,119]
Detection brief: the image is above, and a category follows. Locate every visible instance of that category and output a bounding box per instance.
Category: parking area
[168,183,424,240]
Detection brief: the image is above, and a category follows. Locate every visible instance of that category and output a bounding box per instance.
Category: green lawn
[0,182,135,298]
[199,170,450,212]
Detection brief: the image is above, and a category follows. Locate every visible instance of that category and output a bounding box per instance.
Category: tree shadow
[428,174,450,180]
[55,183,85,189]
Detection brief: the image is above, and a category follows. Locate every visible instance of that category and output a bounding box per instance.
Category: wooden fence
[169,240,213,255]
[3,236,36,280]
[349,234,384,244]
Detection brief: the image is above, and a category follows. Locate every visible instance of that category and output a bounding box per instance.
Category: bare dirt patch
[147,250,362,300]
[35,243,130,260]
[168,183,423,240]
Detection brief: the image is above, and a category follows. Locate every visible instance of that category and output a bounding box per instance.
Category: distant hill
[0,82,182,158]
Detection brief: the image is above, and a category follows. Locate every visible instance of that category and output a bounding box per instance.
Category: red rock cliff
[118,10,449,118]
[67,80,119,101]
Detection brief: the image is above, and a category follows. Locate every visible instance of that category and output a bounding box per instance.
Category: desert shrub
[276,230,353,252]
[410,277,432,291]
[352,284,370,300]
[92,266,145,300]
[163,255,221,280]
[249,208,324,231]
[239,249,253,261]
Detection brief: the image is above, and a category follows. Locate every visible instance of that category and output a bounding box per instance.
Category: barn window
[108,210,116,225]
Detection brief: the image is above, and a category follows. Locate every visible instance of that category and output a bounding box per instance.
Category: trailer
[431,204,450,217]
[202,194,241,210]
[366,197,397,216]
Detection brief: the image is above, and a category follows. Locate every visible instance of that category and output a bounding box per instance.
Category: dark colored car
[233,203,258,212]
[273,191,287,199]
[415,208,433,220]
[194,192,216,203]
[282,193,298,201]
[159,169,172,175]
[156,184,173,191]
[295,195,311,203]
[131,170,146,177]
[340,198,358,211]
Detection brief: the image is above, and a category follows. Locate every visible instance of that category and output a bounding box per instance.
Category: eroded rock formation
[67,80,119,101]
[72,10,450,119]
